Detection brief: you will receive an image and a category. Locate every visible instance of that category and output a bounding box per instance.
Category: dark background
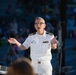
[0,0,76,75]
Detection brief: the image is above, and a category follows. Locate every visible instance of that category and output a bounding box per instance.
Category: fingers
[7,38,11,41]
[8,38,15,41]
[7,38,15,43]
[8,38,14,40]
[54,36,57,39]
[55,36,57,38]
[51,36,58,44]
[7,39,12,43]
[51,40,58,44]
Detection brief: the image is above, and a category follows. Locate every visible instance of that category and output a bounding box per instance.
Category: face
[34,18,46,32]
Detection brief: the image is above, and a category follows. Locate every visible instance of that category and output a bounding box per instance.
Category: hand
[51,36,58,44]
[7,38,18,44]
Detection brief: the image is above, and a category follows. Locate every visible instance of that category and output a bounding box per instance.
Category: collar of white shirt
[36,30,46,38]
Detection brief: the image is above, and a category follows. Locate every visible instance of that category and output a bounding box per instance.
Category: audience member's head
[6,58,35,75]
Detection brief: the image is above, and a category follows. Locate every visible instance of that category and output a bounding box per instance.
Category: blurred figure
[29,20,36,34]
[73,21,76,37]
[4,45,18,66]
[67,15,75,38]
[9,18,18,35]
[0,27,3,39]
[0,19,6,38]
[4,34,23,66]
[22,28,31,60]
[50,15,58,36]
[5,4,13,16]
[22,28,29,40]
[14,1,23,16]
[6,58,36,75]
[45,15,54,33]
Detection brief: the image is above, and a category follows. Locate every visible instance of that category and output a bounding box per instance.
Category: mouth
[37,27,41,30]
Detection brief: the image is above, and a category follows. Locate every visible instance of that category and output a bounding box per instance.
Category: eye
[35,22,45,25]
[40,22,45,25]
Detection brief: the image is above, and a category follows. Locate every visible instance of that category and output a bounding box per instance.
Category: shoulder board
[46,32,54,35]
[29,32,36,36]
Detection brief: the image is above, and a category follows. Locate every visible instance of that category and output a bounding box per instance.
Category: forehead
[35,18,45,23]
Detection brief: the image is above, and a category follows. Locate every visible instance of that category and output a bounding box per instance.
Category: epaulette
[46,32,54,35]
[29,32,36,36]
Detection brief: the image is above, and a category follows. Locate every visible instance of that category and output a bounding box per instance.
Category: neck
[37,30,44,35]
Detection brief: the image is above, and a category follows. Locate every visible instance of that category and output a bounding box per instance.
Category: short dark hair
[6,58,35,75]
[35,17,45,24]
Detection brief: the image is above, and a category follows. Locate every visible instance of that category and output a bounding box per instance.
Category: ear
[44,24,46,28]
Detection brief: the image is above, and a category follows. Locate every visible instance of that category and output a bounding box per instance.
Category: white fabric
[32,60,52,75]
[23,30,54,75]
[0,71,7,74]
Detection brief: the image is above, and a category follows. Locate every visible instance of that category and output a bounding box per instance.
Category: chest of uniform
[30,37,51,49]
[31,37,50,44]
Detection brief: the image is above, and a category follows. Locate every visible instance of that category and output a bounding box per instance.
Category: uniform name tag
[43,41,49,43]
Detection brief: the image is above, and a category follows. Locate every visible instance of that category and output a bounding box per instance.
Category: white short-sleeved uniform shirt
[23,30,54,61]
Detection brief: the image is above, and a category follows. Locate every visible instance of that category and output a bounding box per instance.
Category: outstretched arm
[8,38,26,50]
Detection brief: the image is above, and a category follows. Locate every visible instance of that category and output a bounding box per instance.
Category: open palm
[8,38,17,44]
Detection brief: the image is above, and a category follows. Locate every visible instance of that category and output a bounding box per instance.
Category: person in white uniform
[8,17,58,75]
